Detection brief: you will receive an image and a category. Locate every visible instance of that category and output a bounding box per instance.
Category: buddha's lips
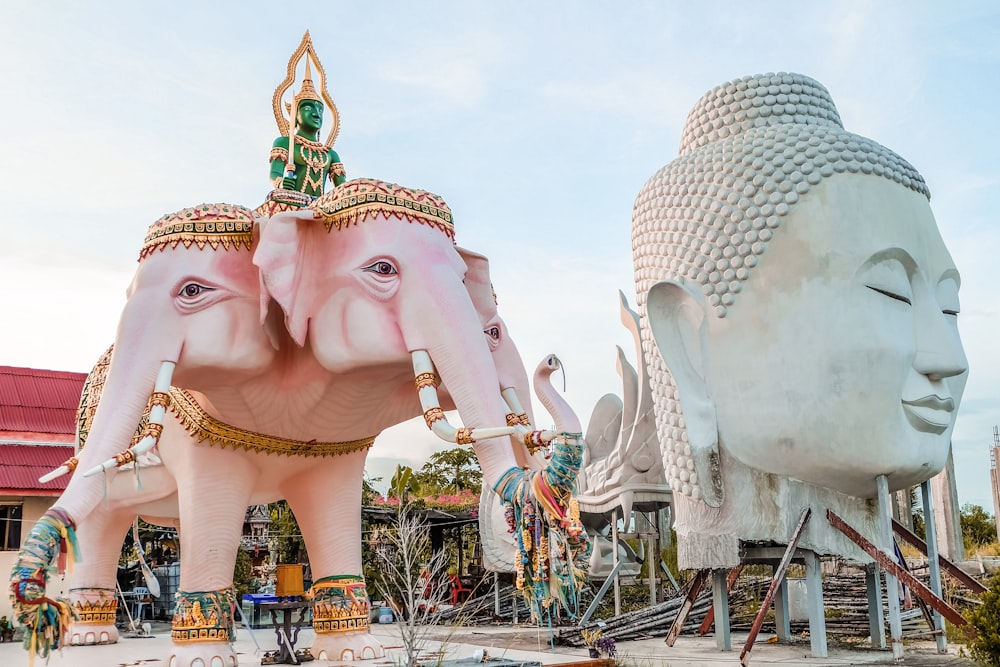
[901,395,954,434]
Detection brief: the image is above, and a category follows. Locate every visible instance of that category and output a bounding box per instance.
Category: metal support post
[804,549,828,658]
[711,569,731,651]
[865,562,887,649]
[877,474,904,660]
[611,508,621,617]
[921,479,948,654]
[772,577,791,643]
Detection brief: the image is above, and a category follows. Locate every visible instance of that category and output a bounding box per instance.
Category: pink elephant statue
[11,180,589,667]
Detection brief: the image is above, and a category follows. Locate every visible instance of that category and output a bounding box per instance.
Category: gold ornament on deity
[272,30,340,150]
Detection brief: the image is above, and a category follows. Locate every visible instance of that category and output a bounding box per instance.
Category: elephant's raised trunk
[532,354,583,435]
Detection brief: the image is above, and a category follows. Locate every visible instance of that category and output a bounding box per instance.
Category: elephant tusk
[500,387,533,429]
[84,361,176,478]
[38,457,79,483]
[411,350,516,444]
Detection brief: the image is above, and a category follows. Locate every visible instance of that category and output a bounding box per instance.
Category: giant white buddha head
[632,73,967,564]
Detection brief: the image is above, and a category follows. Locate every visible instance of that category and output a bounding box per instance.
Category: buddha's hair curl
[632,72,929,501]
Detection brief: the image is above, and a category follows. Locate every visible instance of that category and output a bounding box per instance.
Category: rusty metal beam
[698,565,743,635]
[895,539,939,634]
[739,507,812,667]
[828,510,969,628]
[892,518,987,595]
[665,568,710,646]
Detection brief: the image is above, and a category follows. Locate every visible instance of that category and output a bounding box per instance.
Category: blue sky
[1,2,998,511]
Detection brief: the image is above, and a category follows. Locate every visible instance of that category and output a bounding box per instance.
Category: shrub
[966,572,1000,666]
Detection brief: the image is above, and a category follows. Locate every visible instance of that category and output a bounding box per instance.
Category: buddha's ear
[647,280,723,507]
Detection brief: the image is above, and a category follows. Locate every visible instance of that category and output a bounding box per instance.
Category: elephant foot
[167,641,238,667]
[310,630,385,661]
[67,621,119,645]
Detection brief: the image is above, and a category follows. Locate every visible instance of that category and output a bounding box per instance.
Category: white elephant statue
[11,180,590,667]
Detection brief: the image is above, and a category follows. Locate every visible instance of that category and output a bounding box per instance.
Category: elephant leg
[65,508,134,646]
[167,446,258,667]
[284,448,384,661]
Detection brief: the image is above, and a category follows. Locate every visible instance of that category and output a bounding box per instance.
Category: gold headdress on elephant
[140,204,255,260]
[310,178,455,241]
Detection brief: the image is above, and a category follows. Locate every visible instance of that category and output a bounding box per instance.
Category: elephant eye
[485,326,500,340]
[179,282,214,298]
[362,260,398,276]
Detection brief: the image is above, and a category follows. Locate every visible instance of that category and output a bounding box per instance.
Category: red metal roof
[0,366,86,437]
[0,443,74,494]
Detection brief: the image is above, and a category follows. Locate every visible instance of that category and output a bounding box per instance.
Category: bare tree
[375,507,453,667]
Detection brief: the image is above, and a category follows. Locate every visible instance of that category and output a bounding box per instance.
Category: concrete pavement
[0,621,974,666]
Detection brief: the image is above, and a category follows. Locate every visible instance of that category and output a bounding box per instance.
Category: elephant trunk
[532,354,583,435]
[11,299,181,657]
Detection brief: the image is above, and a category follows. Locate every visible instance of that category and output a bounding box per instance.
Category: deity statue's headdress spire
[272,31,340,148]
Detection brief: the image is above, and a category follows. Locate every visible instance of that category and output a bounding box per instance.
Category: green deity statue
[269,89,346,197]
[262,32,344,213]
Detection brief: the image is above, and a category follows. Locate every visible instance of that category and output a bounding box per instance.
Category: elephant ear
[254,209,316,347]
[457,247,498,322]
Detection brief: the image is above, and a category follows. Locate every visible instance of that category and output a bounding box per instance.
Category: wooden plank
[739,507,812,667]
[698,565,743,635]
[891,518,987,595]
[828,510,968,628]
[665,569,710,646]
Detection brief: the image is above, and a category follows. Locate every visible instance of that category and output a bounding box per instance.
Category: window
[1,504,23,550]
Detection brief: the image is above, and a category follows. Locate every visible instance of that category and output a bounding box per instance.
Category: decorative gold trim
[506,412,530,427]
[171,603,230,643]
[523,430,546,452]
[414,372,441,390]
[310,178,454,241]
[142,422,164,440]
[72,590,117,625]
[270,147,289,163]
[456,427,475,445]
[149,391,172,409]
[168,388,376,458]
[140,204,255,260]
[272,31,340,149]
[310,576,371,635]
[63,457,79,473]
[423,407,446,429]
[115,450,136,466]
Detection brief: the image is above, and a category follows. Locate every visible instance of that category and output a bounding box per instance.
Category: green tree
[233,545,256,597]
[960,503,997,549]
[362,473,383,506]
[412,447,482,495]
[269,501,306,564]
[967,572,1000,666]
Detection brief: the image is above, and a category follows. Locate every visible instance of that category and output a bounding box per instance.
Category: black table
[259,599,313,664]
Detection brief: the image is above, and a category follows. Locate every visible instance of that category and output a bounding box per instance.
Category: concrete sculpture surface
[11,182,589,667]
[632,72,968,568]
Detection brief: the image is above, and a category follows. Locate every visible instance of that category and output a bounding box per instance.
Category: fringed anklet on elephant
[169,589,238,667]
[67,587,119,645]
[308,575,385,661]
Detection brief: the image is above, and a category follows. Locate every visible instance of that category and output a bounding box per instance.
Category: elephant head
[254,178,558,486]
[10,204,275,648]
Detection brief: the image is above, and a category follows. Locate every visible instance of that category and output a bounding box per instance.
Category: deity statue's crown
[292,60,323,109]
[273,31,339,148]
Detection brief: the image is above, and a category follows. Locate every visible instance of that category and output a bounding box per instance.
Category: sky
[1,2,998,512]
